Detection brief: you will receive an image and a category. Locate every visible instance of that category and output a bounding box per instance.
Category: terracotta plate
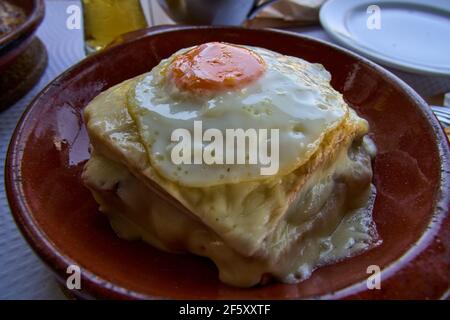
[5,26,450,300]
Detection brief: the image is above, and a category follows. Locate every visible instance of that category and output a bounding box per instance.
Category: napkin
[246,0,327,28]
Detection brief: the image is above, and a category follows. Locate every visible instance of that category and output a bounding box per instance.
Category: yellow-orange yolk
[168,42,266,94]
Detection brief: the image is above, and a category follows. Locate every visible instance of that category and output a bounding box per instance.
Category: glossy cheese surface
[82,44,380,287]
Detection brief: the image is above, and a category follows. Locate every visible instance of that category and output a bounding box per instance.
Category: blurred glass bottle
[82,0,147,54]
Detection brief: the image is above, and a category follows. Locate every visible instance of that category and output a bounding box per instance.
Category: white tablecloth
[0,0,449,299]
[0,0,83,300]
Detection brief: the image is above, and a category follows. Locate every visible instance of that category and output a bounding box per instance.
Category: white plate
[319,0,450,76]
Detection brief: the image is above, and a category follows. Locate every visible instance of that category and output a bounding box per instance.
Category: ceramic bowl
[5,26,450,299]
[0,0,45,72]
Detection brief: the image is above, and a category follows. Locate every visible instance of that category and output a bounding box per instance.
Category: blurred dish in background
[0,0,46,111]
[0,38,47,111]
[0,0,44,71]
[156,0,279,25]
[320,0,450,76]
[0,1,26,36]
[82,0,147,53]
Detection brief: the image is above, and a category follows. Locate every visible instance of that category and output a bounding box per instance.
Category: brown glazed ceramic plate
[0,0,45,72]
[5,26,450,300]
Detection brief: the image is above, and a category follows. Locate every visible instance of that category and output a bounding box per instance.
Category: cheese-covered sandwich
[82,42,380,287]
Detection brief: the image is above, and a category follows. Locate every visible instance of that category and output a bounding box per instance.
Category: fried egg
[127,42,354,187]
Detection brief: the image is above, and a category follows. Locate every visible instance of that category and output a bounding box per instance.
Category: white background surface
[0,0,449,300]
[0,0,83,300]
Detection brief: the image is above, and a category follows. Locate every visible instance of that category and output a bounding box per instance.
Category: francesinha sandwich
[82,42,380,287]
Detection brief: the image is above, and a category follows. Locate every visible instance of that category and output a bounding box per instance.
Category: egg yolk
[168,42,266,94]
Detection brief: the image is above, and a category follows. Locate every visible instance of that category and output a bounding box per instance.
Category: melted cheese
[82,48,380,287]
[83,136,379,287]
[83,77,370,257]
